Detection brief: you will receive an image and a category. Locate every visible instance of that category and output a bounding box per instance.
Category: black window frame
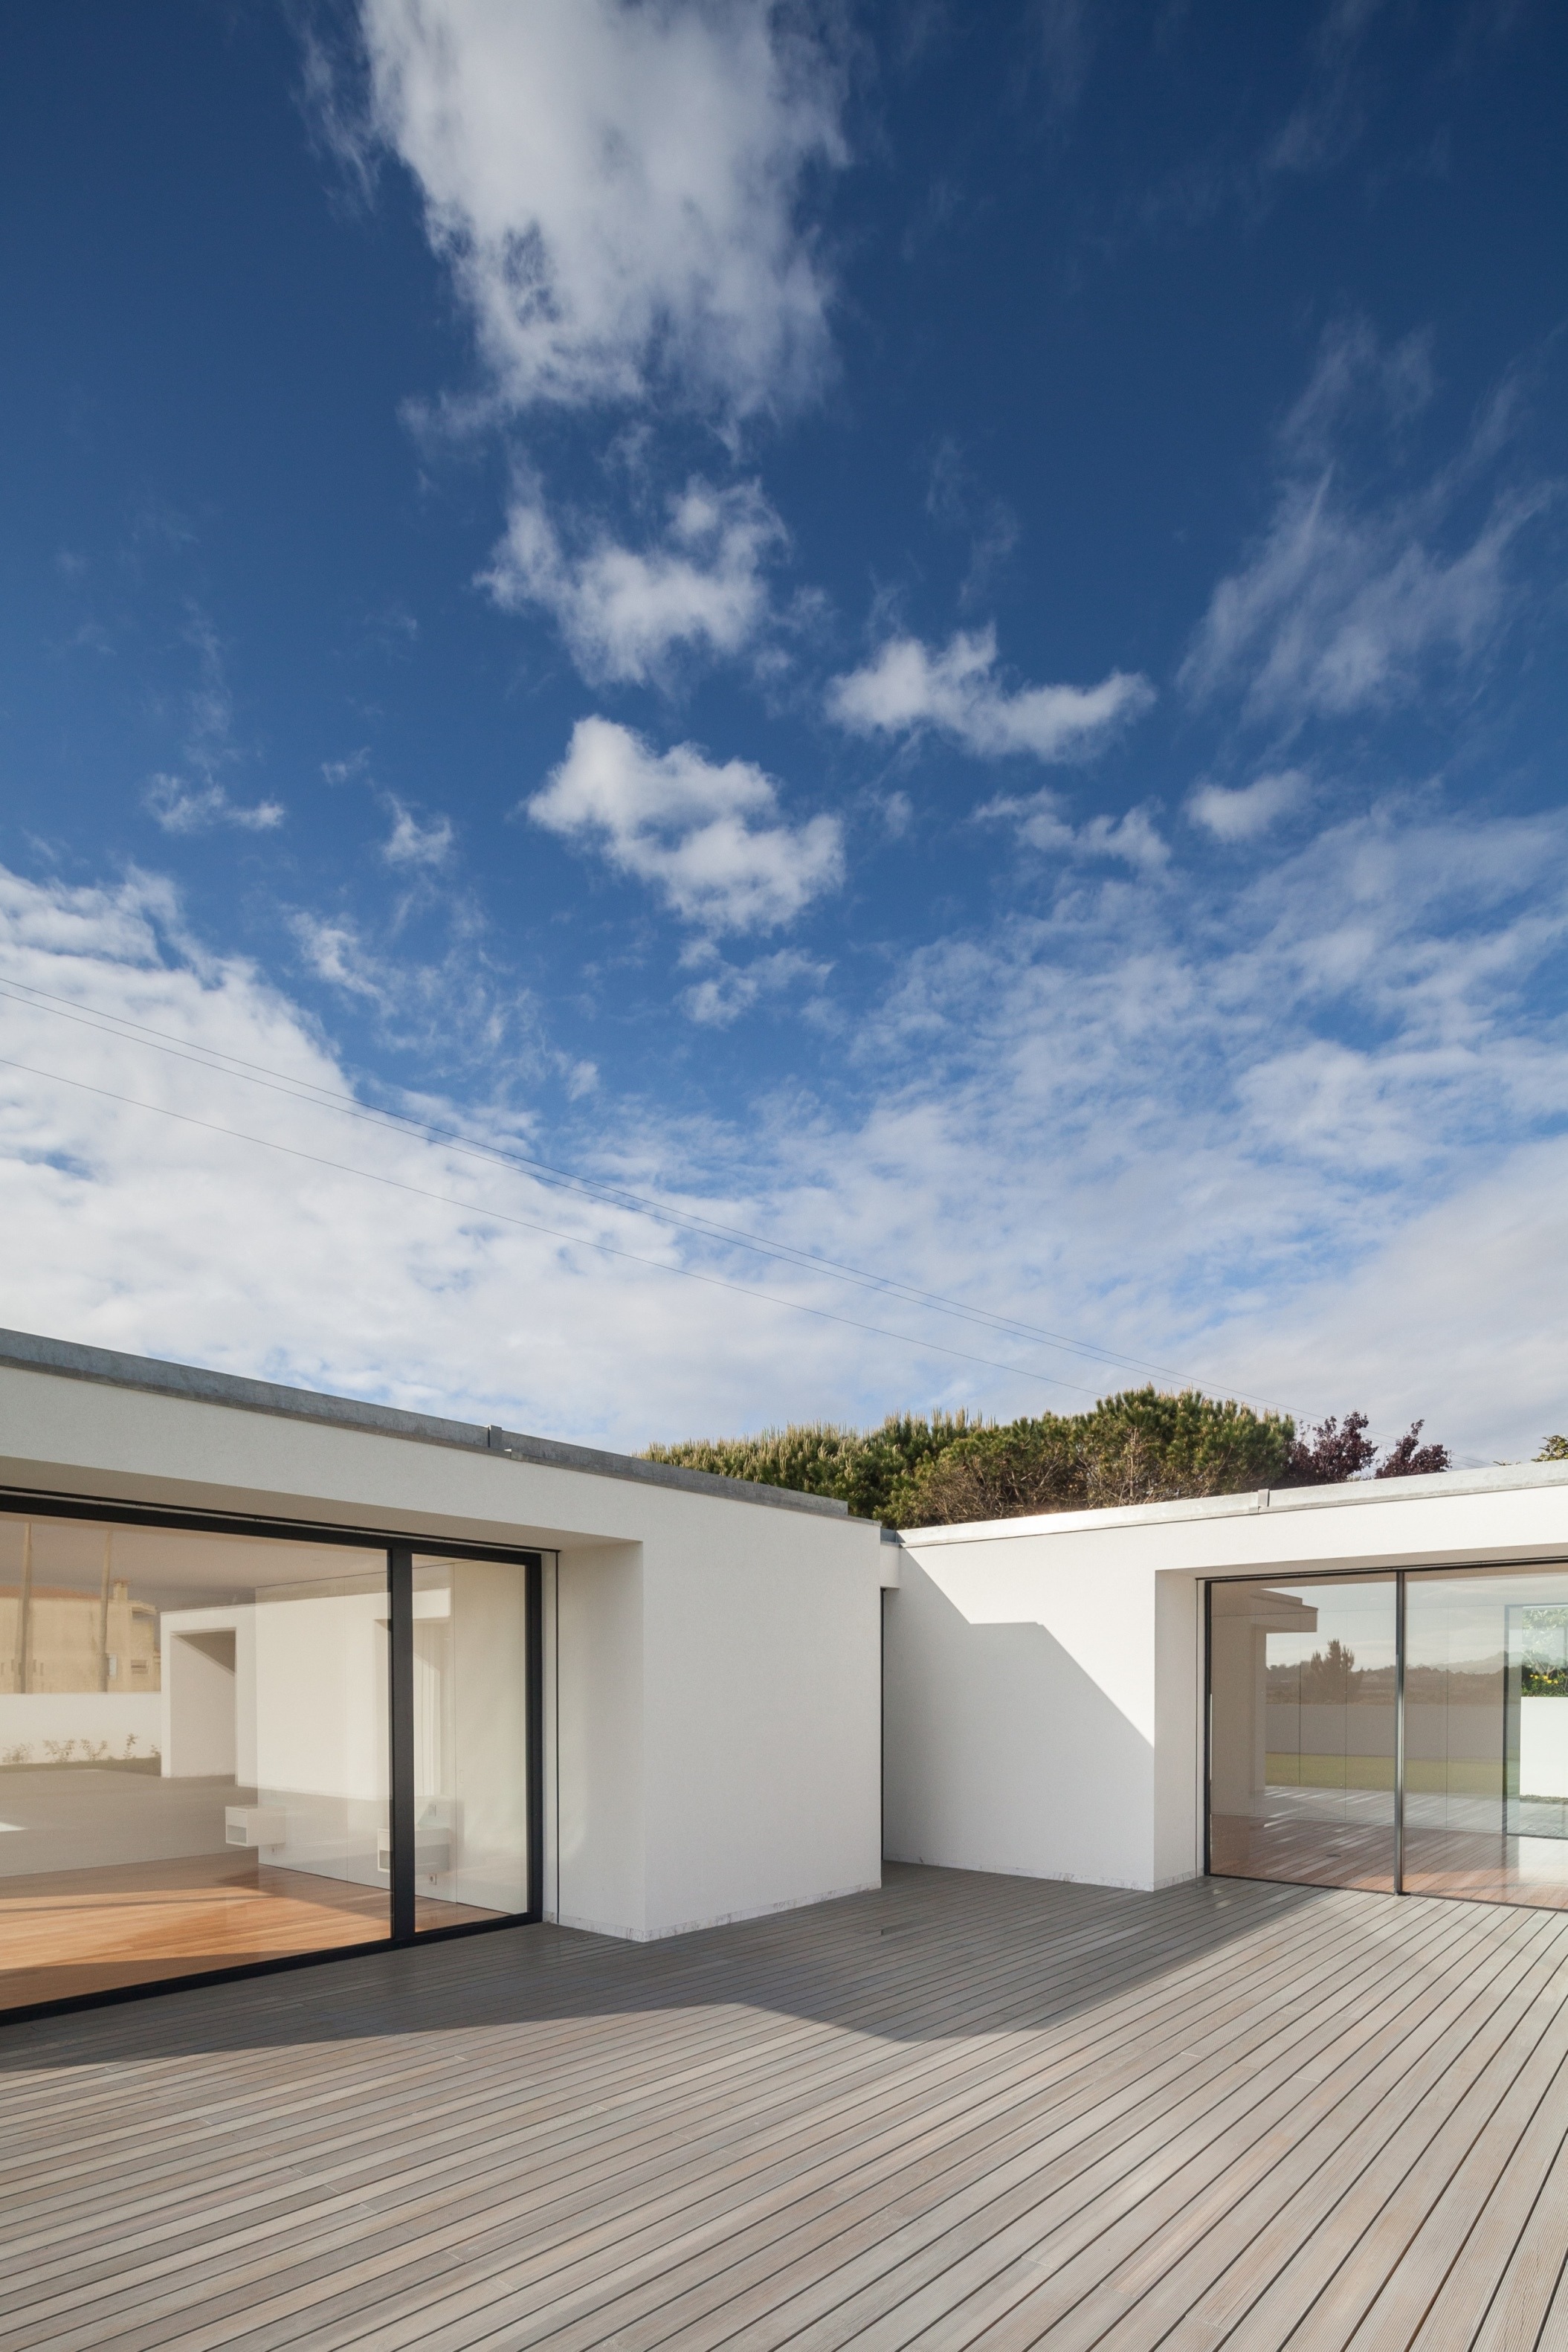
[0,1483,546,2026]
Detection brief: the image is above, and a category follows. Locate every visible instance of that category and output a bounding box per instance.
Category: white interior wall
[165,1628,236,1777]
[254,1588,388,1887]
[161,1605,257,1784]
[447,1557,529,1913]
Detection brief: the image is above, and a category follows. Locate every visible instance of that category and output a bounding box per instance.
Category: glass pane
[411,1557,531,1930]
[1210,1575,1396,1891]
[1404,1567,1568,1908]
[0,1513,389,2009]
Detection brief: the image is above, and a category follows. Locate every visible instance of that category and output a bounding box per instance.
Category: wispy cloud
[482,476,784,685]
[527,718,844,934]
[142,615,284,834]
[146,775,285,835]
[1182,322,1549,726]
[1187,768,1310,842]
[827,626,1153,761]
[978,789,1170,871]
[679,944,831,1028]
[382,801,454,869]
[926,442,1020,610]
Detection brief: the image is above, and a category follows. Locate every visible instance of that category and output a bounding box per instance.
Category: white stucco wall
[883,1539,1198,1890]
[639,1506,883,1939]
[553,1541,646,1936]
[0,1348,885,1942]
[886,1466,1568,1895]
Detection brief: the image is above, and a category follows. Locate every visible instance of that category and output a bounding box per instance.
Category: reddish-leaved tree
[1283,1411,1377,1484]
[1283,1411,1451,1485]
[1372,1420,1451,1478]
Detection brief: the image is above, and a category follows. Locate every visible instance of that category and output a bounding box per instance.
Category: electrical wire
[0,1051,1143,1402]
[0,973,1303,1415]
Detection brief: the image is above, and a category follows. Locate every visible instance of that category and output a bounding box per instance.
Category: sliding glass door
[0,1514,390,2009]
[1404,1568,1568,1906]
[0,1507,541,2014]
[1209,1575,1397,1892]
[410,1556,533,1930]
[1210,1562,1568,1910]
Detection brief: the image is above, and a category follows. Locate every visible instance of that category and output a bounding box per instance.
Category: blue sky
[1,0,1566,1459]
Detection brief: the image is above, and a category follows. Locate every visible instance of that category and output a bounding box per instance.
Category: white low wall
[0,1692,162,1767]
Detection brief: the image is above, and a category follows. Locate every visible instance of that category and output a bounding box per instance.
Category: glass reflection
[1209,1575,1397,1892]
[1404,1568,1568,1907]
[411,1557,531,1929]
[0,1513,390,2008]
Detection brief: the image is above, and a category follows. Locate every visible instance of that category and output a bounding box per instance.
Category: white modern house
[887,1467,1568,1908]
[2,1324,1567,2021]
[0,1328,887,2015]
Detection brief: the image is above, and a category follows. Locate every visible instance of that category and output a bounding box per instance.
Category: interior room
[0,1511,535,2008]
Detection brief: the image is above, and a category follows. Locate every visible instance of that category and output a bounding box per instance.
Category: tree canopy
[646,1388,1455,1527]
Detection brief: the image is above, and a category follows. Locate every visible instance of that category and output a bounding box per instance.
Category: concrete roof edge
[891,1456,1568,1546]
[0,1328,852,1522]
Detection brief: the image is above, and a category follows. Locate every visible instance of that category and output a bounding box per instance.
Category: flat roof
[897,1449,1568,1545]
[0,1327,853,1521]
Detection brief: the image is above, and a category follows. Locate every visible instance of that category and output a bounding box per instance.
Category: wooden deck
[3,1863,1568,2350]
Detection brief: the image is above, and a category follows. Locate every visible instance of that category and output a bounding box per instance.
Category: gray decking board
[0,1888,1532,2351]
[3,1895,1339,2254]
[0,1891,1532,2352]
[0,1872,1382,2258]
[6,1881,1419,2324]
[3,1869,1567,2351]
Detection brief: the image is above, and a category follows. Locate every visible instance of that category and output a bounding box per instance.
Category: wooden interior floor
[5,1865,1568,2351]
[0,1852,488,2009]
[1212,1814,1568,1910]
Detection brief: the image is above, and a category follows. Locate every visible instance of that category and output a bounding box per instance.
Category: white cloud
[482,477,783,684]
[4,796,1568,1461]
[383,802,454,868]
[1183,326,1546,725]
[0,863,781,1446]
[1280,318,1433,461]
[528,718,842,934]
[827,627,1153,761]
[143,613,285,834]
[321,750,372,787]
[1187,769,1309,842]
[679,944,830,1028]
[978,789,1169,871]
[289,905,537,1071]
[358,0,845,420]
[1183,474,1537,723]
[145,776,285,835]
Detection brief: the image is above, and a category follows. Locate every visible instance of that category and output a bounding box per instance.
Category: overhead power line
[0,973,1303,1417]
[0,1051,1141,1402]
